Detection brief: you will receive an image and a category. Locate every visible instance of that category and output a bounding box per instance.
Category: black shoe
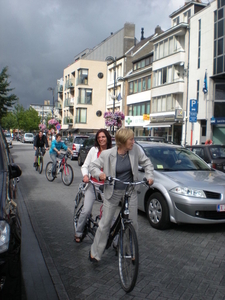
[52,172,56,178]
[89,251,99,263]
[33,162,37,167]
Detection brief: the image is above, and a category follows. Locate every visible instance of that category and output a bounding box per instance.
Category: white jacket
[81,147,99,177]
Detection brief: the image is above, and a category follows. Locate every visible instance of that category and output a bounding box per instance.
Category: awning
[144,121,176,128]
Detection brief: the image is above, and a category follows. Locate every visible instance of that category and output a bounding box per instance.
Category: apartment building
[59,23,136,134]
[30,101,54,125]
[188,0,217,144]
[122,27,163,136]
[150,0,206,145]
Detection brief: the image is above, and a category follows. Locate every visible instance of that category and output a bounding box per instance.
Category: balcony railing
[65,79,75,89]
[55,102,62,109]
[63,117,73,125]
[57,85,63,93]
[64,97,74,107]
[77,96,92,105]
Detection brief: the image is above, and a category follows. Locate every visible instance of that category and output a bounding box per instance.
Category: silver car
[137,142,225,230]
[22,133,34,143]
[4,132,12,148]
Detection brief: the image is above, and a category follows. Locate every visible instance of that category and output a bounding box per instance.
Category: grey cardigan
[89,143,154,200]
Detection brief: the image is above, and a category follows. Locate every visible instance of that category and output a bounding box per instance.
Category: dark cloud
[0,0,184,108]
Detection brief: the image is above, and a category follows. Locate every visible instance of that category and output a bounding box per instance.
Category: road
[12,141,225,300]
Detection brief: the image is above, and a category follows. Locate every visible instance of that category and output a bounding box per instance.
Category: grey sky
[0,0,185,109]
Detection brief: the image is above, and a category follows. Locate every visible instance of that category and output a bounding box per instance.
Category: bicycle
[45,151,74,186]
[35,147,45,174]
[73,180,104,241]
[73,176,149,293]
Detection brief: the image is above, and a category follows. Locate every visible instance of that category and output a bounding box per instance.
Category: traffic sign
[189,111,197,123]
[190,99,198,113]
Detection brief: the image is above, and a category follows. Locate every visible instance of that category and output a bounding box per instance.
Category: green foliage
[23,107,41,132]
[0,67,18,121]
[1,112,17,130]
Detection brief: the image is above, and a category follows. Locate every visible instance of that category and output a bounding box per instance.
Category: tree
[0,67,18,122]
[1,112,17,130]
[23,107,41,132]
[13,104,25,130]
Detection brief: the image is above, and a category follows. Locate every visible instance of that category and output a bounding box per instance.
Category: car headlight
[170,187,206,198]
[0,221,10,253]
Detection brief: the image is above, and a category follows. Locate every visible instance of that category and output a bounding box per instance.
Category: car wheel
[77,154,83,166]
[146,192,170,230]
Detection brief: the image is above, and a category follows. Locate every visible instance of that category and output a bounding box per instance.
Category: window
[169,37,173,54]
[183,9,191,23]
[138,79,142,92]
[127,102,150,116]
[77,88,92,104]
[218,19,224,37]
[76,108,87,123]
[159,42,163,58]
[147,76,151,89]
[129,82,133,94]
[77,69,88,85]
[142,77,146,91]
[218,38,223,55]
[154,44,158,60]
[198,20,201,68]
[197,80,199,102]
[162,68,167,84]
[173,16,180,26]
[134,81,137,93]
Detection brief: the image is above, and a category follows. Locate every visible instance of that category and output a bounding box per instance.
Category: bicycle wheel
[61,164,73,186]
[38,156,43,174]
[45,161,55,182]
[118,223,139,293]
[73,191,85,238]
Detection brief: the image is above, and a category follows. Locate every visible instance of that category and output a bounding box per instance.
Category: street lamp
[105,56,117,135]
[48,87,55,118]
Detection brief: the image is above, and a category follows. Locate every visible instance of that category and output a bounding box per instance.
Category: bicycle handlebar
[105,176,150,186]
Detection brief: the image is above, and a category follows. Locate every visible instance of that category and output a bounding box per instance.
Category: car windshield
[209,146,225,159]
[74,137,88,144]
[5,133,11,137]
[143,146,211,171]
[26,134,33,137]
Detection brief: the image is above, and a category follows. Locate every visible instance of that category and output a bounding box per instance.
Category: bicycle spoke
[118,223,139,293]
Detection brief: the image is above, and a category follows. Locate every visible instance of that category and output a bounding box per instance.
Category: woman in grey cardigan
[74,129,112,243]
[89,128,154,262]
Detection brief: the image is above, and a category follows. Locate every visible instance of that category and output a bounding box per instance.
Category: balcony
[65,79,75,90]
[55,102,62,109]
[57,85,63,93]
[152,80,185,98]
[63,117,73,125]
[64,97,74,107]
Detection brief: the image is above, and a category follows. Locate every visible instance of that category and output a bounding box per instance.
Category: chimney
[141,28,145,40]
[155,25,162,35]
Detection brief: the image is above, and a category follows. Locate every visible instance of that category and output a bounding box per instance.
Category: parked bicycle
[45,151,74,186]
[73,176,149,293]
[73,180,104,241]
[35,147,46,174]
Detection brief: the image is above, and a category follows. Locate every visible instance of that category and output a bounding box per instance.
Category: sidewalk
[18,186,61,300]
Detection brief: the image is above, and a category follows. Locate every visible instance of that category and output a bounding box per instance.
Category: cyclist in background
[33,130,49,167]
[74,129,112,243]
[49,133,73,177]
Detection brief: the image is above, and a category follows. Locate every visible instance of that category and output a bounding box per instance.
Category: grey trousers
[75,183,101,237]
[91,189,138,261]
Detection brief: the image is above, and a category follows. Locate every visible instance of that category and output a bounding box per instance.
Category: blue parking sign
[190,99,198,113]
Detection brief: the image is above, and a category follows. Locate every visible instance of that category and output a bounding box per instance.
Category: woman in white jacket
[75,129,112,242]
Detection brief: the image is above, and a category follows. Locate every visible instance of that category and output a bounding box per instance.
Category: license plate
[217,204,225,212]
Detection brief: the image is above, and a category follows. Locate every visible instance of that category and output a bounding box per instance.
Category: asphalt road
[11,141,225,300]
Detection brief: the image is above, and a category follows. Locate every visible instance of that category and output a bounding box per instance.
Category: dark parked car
[77,135,115,166]
[77,135,95,166]
[186,144,225,173]
[0,126,22,299]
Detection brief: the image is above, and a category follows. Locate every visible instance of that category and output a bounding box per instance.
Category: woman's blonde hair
[115,128,134,148]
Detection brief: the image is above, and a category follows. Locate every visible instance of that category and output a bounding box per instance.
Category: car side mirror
[9,163,22,179]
